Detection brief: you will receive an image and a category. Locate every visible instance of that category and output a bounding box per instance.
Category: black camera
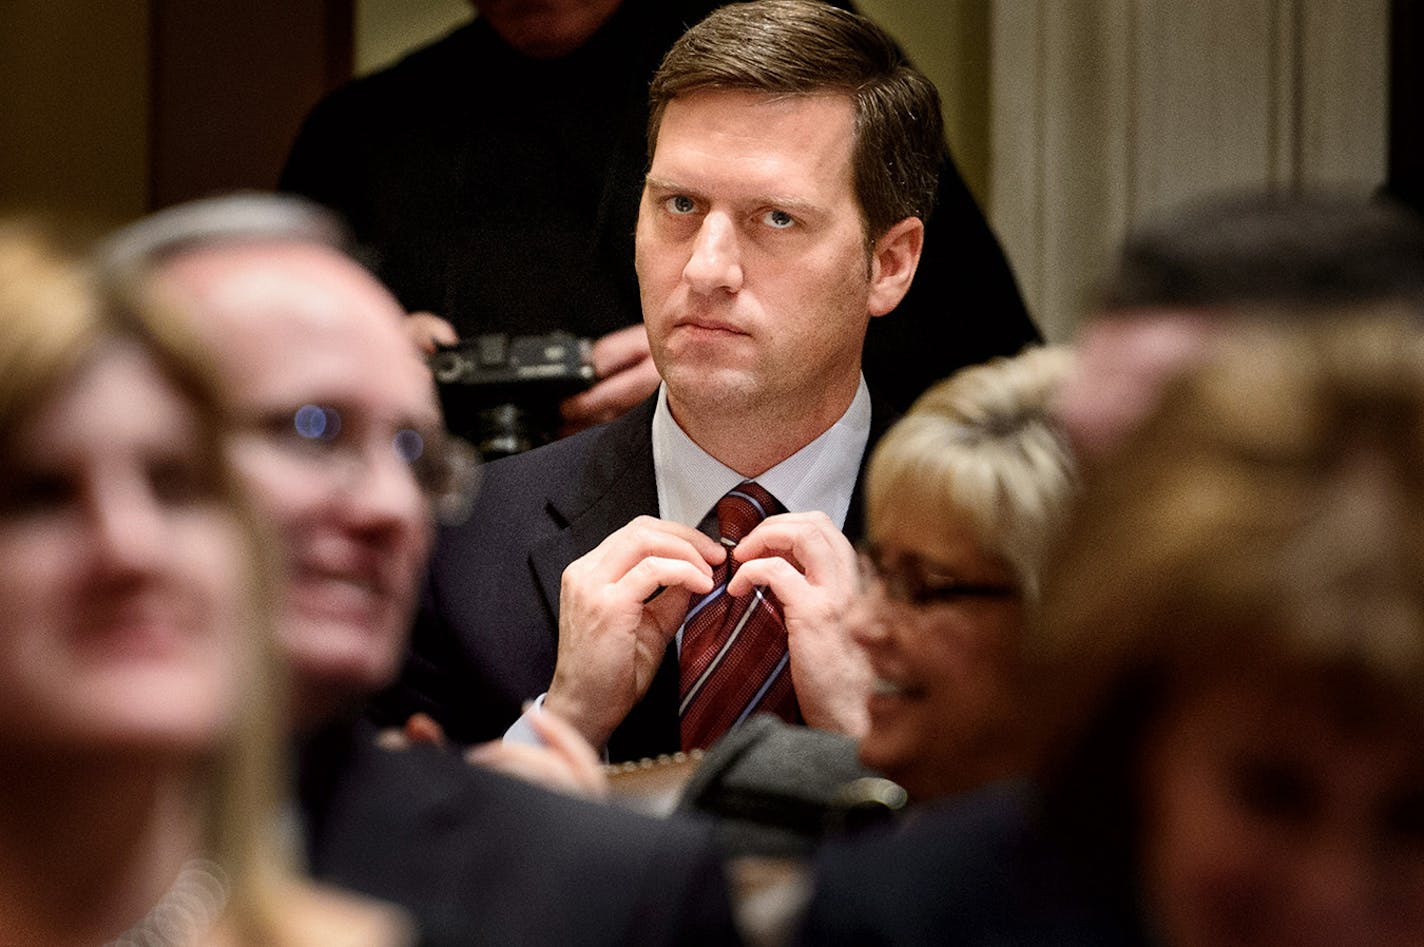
[430,331,596,460]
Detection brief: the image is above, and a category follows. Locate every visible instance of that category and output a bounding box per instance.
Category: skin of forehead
[155,239,435,415]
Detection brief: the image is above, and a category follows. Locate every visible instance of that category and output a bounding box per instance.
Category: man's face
[636,89,906,443]
[158,241,441,721]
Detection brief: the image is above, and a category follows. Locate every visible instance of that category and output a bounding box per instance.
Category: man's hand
[545,517,726,748]
[406,311,459,354]
[560,324,661,434]
[465,708,610,799]
[727,513,872,738]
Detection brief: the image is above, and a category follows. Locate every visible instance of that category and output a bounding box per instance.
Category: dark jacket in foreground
[798,780,1149,946]
[300,719,740,947]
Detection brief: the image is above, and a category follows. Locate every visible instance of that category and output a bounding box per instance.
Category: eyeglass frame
[856,541,1021,607]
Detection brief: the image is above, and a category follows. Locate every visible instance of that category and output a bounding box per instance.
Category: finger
[573,517,725,581]
[727,554,810,599]
[402,712,448,747]
[466,742,608,799]
[527,709,605,774]
[588,324,651,376]
[736,511,837,556]
[737,515,852,578]
[616,556,718,603]
[560,356,660,427]
[405,312,459,353]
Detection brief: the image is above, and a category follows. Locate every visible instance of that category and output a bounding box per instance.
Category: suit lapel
[527,397,661,620]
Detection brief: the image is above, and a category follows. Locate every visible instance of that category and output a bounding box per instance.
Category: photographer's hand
[560,323,661,434]
[406,311,459,354]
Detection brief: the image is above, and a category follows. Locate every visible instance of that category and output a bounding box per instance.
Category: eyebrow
[643,176,826,218]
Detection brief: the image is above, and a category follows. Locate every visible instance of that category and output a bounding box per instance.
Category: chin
[71,692,236,756]
[287,621,401,699]
[857,727,912,779]
[666,367,759,411]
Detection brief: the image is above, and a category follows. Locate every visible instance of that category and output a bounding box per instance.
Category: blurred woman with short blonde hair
[852,345,1077,802]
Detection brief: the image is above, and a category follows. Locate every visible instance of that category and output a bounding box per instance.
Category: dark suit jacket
[797,780,1149,946]
[379,394,896,761]
[299,719,740,947]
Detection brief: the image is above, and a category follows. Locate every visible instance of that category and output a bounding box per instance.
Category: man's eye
[253,405,341,451]
[764,209,795,229]
[665,195,696,215]
[292,404,341,441]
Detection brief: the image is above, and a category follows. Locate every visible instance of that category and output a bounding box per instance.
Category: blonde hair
[865,345,1077,601]
[0,221,292,944]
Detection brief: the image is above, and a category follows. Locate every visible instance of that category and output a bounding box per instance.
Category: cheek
[231,445,319,532]
[1141,749,1289,945]
[634,220,675,285]
[930,611,1017,698]
[0,535,76,679]
[401,519,435,587]
[175,515,259,653]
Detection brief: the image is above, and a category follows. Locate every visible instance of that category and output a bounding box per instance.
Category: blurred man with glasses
[100,194,737,947]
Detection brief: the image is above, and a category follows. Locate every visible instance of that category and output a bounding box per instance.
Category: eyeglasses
[246,403,480,524]
[856,542,1020,607]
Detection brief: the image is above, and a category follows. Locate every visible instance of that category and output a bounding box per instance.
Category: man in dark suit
[104,193,740,946]
[280,0,1037,433]
[388,0,941,763]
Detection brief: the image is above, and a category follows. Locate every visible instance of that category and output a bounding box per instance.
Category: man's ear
[867,217,924,318]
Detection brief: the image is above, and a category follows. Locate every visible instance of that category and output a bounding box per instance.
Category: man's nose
[682,212,743,294]
[332,438,430,537]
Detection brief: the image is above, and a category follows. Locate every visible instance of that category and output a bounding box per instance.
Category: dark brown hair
[647,0,943,239]
[1099,190,1424,316]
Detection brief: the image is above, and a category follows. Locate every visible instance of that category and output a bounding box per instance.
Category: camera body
[430,331,596,460]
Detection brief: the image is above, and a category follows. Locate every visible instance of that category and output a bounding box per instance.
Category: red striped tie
[678,481,802,752]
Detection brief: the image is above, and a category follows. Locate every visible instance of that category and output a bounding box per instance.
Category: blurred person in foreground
[852,345,1076,804]
[0,224,409,944]
[103,193,739,947]
[802,313,1424,946]
[1056,190,1424,465]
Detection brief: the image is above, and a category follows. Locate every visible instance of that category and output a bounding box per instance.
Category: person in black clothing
[280,0,1038,434]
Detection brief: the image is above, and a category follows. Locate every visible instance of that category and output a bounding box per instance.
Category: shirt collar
[651,378,871,531]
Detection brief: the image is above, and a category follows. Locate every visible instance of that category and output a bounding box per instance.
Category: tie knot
[715,481,782,544]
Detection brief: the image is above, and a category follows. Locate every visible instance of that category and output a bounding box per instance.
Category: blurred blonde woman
[852,345,1077,802]
[0,223,410,945]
